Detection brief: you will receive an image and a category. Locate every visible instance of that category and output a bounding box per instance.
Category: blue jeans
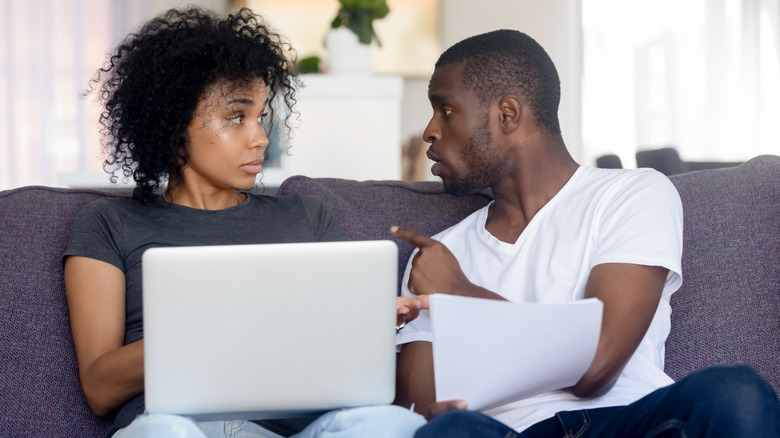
[113,405,426,438]
[415,366,780,438]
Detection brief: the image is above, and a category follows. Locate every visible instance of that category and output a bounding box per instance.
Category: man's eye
[229,115,244,124]
[443,108,452,117]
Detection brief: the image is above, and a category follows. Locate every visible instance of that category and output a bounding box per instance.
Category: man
[392,29,780,437]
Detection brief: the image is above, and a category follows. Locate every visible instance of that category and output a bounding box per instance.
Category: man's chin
[443,178,483,196]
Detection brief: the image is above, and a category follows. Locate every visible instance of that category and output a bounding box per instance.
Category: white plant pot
[325,28,372,75]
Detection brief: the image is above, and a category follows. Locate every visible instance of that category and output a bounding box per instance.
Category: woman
[63,7,425,438]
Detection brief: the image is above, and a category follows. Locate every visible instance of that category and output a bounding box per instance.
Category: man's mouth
[431,161,442,176]
[426,147,442,176]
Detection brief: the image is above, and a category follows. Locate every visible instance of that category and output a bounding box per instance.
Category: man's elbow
[570,370,619,399]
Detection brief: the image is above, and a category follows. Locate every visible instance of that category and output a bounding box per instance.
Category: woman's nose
[250,125,269,149]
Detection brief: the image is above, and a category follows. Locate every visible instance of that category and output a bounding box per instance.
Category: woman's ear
[498,95,523,133]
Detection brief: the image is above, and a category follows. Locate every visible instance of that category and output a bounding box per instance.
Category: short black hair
[90,7,298,203]
[436,29,561,135]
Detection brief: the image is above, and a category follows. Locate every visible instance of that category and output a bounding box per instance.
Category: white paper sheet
[430,295,603,411]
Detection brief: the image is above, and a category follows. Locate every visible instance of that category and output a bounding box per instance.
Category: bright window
[582,0,780,167]
[0,0,110,190]
[0,0,227,190]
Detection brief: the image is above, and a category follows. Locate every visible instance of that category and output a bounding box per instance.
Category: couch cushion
[277,177,493,293]
[667,154,780,394]
[0,186,119,437]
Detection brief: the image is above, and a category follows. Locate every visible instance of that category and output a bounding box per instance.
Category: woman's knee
[300,405,426,438]
[113,413,207,438]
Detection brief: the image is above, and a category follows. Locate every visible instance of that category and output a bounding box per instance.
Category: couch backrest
[0,181,491,437]
[0,186,118,437]
[277,178,494,293]
[666,154,780,391]
[0,155,777,437]
[280,156,780,396]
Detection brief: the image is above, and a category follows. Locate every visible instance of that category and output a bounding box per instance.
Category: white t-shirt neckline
[476,166,585,250]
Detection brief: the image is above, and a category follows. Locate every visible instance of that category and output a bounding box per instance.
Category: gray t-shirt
[63,193,349,435]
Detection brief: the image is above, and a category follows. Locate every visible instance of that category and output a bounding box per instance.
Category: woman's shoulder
[74,196,165,230]
[247,192,326,209]
[245,193,339,232]
[78,196,149,216]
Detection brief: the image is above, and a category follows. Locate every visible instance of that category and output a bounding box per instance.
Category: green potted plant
[324,0,389,74]
[330,0,390,47]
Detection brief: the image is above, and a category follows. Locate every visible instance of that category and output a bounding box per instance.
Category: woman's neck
[163,186,245,210]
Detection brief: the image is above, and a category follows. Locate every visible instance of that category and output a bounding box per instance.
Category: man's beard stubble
[443,121,506,196]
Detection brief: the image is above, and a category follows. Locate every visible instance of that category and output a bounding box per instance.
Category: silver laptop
[142,240,398,420]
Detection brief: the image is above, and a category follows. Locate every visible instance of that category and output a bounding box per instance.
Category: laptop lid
[142,240,398,420]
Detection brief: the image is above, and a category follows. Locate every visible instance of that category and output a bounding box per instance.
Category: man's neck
[485,141,579,244]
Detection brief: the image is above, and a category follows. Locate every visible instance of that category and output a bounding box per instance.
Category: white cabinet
[265,74,403,185]
[60,74,403,190]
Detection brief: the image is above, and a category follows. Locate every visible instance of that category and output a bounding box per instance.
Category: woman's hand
[396,295,429,330]
[420,399,469,420]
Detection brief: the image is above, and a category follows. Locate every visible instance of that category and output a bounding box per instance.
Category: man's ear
[497,95,523,133]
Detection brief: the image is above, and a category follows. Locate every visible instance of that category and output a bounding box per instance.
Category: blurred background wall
[1,0,778,189]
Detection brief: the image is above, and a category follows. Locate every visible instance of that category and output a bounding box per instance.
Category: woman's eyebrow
[226,98,255,105]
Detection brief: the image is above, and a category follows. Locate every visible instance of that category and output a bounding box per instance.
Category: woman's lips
[241,160,264,174]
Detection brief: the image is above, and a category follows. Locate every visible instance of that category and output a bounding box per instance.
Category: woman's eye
[229,115,244,124]
[258,112,269,123]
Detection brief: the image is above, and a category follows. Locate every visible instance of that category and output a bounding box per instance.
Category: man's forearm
[395,341,436,413]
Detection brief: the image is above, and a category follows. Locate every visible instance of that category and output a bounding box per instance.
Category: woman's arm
[64,256,145,416]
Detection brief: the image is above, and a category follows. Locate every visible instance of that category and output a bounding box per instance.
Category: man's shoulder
[573,166,676,198]
[578,165,668,184]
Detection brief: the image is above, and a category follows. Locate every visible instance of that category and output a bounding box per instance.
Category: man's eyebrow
[428,93,447,104]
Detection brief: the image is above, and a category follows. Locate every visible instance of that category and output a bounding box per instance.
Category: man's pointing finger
[390,225,436,248]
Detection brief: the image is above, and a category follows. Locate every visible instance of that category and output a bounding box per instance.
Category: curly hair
[435,29,561,135]
[90,7,298,203]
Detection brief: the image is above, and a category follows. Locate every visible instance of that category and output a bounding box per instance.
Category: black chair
[595,154,623,169]
[636,147,686,175]
[636,147,743,176]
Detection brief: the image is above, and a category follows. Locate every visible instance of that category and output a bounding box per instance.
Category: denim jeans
[415,366,780,438]
[113,405,426,438]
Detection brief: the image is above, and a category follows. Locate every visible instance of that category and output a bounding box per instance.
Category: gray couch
[1,155,778,437]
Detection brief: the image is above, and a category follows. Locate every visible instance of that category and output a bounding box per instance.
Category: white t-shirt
[396,166,683,432]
